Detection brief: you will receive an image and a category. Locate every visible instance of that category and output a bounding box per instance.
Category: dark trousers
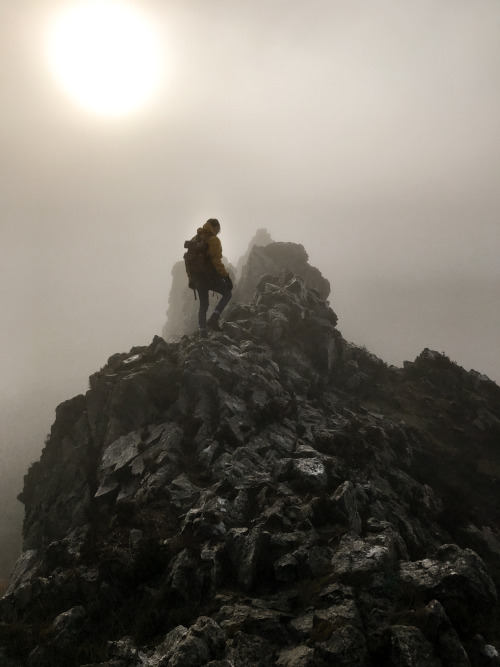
[197,277,232,330]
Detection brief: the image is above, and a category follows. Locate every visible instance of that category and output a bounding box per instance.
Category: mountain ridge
[1,254,499,666]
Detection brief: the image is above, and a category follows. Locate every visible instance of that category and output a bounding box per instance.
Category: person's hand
[224,276,233,290]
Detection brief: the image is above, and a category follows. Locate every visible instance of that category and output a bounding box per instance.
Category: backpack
[183,235,211,293]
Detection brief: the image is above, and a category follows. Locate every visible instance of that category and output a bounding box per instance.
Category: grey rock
[276,645,315,667]
[169,549,203,602]
[313,624,368,666]
[104,636,145,666]
[5,549,39,597]
[288,612,314,640]
[421,600,470,666]
[216,603,289,645]
[214,447,272,490]
[225,631,274,667]
[99,431,143,476]
[149,617,225,667]
[51,604,86,633]
[95,423,184,504]
[168,474,201,510]
[313,598,362,632]
[95,476,120,500]
[468,635,500,666]
[234,241,330,306]
[398,544,497,634]
[330,531,399,586]
[274,552,300,582]
[307,546,334,577]
[225,526,271,591]
[332,481,362,534]
[384,625,440,667]
[290,458,328,493]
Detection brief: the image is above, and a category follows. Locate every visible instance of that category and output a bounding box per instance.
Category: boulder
[383,625,441,667]
[398,544,497,634]
[148,617,225,667]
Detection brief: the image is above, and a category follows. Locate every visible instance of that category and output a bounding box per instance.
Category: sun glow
[45,1,164,116]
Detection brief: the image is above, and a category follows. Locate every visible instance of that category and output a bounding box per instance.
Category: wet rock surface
[1,268,500,666]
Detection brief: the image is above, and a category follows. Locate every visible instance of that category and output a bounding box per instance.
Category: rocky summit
[1,265,500,666]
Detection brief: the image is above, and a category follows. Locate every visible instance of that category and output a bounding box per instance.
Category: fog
[1,0,499,573]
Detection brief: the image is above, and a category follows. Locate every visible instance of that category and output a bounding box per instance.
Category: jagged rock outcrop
[162,260,195,340]
[162,229,329,340]
[235,228,273,278]
[234,241,331,305]
[163,226,273,342]
[1,269,500,667]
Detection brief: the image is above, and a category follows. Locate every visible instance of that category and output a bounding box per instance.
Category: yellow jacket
[195,220,229,278]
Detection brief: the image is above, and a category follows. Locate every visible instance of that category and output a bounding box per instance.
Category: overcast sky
[1,0,499,476]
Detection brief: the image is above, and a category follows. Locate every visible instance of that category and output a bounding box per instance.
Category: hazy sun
[45,1,163,116]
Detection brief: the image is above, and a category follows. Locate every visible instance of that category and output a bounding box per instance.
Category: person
[191,218,233,338]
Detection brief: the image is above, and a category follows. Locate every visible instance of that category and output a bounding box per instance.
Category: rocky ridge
[232,239,330,305]
[162,233,328,340]
[1,267,500,666]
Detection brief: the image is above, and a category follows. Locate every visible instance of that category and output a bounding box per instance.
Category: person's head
[207,218,220,234]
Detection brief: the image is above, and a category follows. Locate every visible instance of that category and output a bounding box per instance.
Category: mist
[1,0,499,575]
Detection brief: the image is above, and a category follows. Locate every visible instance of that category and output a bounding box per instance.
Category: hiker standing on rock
[184,218,233,339]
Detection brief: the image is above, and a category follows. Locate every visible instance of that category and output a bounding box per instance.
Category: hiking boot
[199,328,208,339]
[207,313,221,331]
